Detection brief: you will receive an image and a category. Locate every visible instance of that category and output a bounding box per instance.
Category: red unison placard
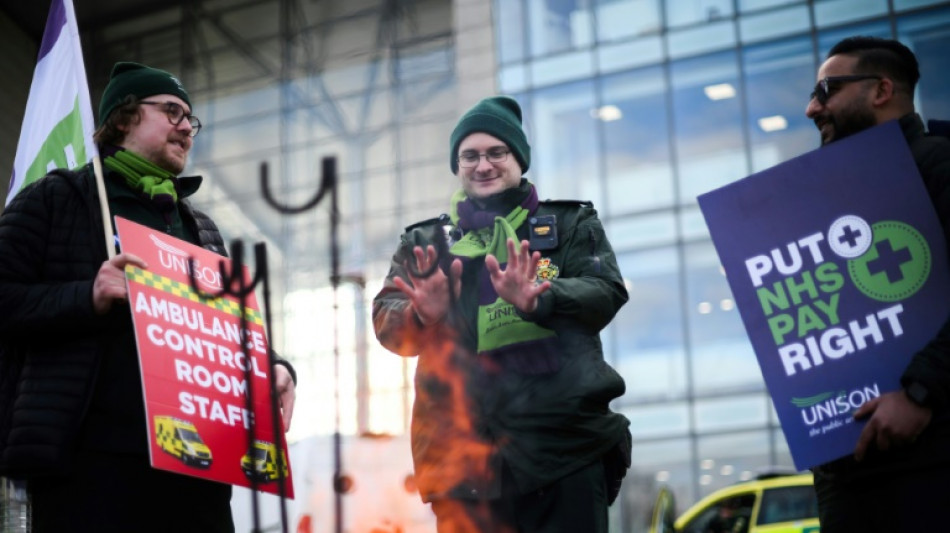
[116,216,294,498]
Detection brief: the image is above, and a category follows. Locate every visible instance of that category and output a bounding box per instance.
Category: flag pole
[63,0,114,258]
[91,155,115,258]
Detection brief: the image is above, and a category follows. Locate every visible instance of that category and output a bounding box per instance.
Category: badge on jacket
[529,214,558,250]
[536,257,559,282]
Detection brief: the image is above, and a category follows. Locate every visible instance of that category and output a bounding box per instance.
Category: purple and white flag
[7,0,97,206]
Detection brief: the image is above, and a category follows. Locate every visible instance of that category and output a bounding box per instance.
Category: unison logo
[150,233,224,290]
[793,383,881,426]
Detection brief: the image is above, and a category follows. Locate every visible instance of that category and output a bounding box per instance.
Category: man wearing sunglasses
[806,37,950,532]
[0,62,297,532]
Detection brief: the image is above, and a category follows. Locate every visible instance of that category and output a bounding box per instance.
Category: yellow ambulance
[241,439,289,483]
[153,415,213,469]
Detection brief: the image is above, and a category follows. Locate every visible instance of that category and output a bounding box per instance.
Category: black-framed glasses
[140,100,202,137]
[458,148,510,168]
[809,75,882,105]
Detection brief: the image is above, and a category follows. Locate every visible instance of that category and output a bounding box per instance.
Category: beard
[141,140,189,174]
[817,102,877,145]
[155,153,187,175]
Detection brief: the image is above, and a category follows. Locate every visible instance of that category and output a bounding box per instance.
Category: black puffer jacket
[0,165,225,476]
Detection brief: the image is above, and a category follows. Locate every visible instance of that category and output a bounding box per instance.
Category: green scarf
[103,149,178,203]
[448,188,558,364]
[449,188,530,262]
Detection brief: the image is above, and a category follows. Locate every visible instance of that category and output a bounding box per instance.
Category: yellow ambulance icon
[154,415,213,469]
[241,439,289,483]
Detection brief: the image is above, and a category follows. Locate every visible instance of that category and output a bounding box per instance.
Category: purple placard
[698,120,950,470]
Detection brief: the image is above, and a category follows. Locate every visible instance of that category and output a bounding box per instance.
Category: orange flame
[410,324,515,533]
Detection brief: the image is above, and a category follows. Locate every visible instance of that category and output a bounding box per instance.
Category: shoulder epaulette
[540,199,594,208]
[404,214,450,233]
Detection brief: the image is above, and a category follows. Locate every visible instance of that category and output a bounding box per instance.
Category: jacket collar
[897,112,926,143]
[103,165,203,201]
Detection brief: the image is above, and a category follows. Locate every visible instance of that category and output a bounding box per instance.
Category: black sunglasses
[809,75,882,105]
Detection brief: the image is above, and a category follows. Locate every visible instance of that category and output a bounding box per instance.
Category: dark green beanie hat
[449,96,530,174]
[97,62,191,127]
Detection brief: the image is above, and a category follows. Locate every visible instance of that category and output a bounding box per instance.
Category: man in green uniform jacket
[373,96,631,532]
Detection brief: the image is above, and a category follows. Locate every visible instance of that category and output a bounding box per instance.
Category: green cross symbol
[848,221,930,302]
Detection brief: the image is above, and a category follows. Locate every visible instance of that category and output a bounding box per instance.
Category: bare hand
[853,390,931,461]
[392,245,462,326]
[93,253,148,314]
[485,239,551,313]
[273,364,296,432]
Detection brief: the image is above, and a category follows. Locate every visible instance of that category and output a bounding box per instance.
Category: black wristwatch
[904,381,931,408]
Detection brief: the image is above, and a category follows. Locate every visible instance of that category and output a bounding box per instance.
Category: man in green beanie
[0,62,297,532]
[373,95,631,531]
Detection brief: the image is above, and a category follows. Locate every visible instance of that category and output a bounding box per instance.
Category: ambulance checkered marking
[127,266,263,326]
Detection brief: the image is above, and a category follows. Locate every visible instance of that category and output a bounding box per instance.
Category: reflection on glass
[739,0,798,12]
[629,438,696,507]
[625,402,691,439]
[527,0,593,57]
[284,288,361,436]
[680,207,713,241]
[671,51,748,204]
[597,36,666,72]
[595,0,662,41]
[609,213,677,250]
[684,242,761,394]
[206,113,281,163]
[614,248,688,400]
[494,0,527,64]
[739,5,810,44]
[668,20,737,59]
[696,431,772,496]
[898,7,950,121]
[530,49,595,87]
[666,0,735,28]
[742,37,819,171]
[530,80,603,202]
[772,428,795,466]
[499,64,529,93]
[814,0,888,28]
[693,395,770,433]
[206,85,279,124]
[895,0,949,9]
[600,66,674,215]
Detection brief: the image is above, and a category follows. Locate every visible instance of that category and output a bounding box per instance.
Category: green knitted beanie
[98,62,191,127]
[449,96,530,174]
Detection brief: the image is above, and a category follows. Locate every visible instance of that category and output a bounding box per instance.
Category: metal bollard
[0,476,30,533]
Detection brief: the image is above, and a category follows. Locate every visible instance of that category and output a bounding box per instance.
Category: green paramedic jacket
[373,199,631,502]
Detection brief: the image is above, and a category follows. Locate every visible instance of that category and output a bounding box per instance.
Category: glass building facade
[2,0,950,530]
[490,0,950,528]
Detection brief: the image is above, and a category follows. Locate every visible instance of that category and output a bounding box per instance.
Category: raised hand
[485,238,551,313]
[393,245,462,326]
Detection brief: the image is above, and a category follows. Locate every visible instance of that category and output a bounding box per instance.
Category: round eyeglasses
[140,100,202,137]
